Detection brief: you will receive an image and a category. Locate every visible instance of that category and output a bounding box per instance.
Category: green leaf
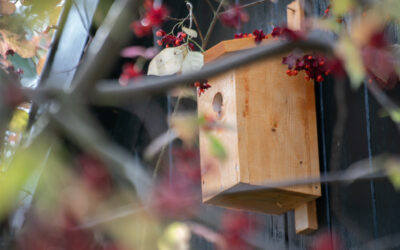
[8,53,38,87]
[207,134,227,161]
[385,159,400,191]
[389,109,400,123]
[336,36,365,88]
[0,30,36,58]
[0,138,52,219]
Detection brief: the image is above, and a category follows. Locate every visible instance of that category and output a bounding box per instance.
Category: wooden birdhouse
[198,1,321,233]
[198,36,321,233]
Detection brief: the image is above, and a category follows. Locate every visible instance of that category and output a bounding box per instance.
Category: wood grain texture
[199,38,321,215]
[287,0,305,31]
[294,200,318,234]
[287,0,318,235]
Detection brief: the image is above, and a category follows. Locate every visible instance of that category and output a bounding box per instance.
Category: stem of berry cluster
[203,0,226,49]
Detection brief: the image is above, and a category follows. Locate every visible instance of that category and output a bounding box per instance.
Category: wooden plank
[294,200,318,234]
[287,0,305,31]
[204,37,273,64]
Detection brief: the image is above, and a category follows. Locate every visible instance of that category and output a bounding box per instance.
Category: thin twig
[219,0,269,16]
[205,0,215,13]
[203,0,226,49]
[70,0,143,96]
[152,94,183,179]
[366,79,400,133]
[191,12,204,44]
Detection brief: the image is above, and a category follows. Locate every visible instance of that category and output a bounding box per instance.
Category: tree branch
[202,0,225,49]
[70,0,143,96]
[90,39,333,106]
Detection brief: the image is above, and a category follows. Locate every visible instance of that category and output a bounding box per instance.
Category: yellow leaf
[9,108,29,133]
[49,5,62,26]
[158,222,191,250]
[336,36,365,88]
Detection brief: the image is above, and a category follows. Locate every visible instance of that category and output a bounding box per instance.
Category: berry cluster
[234,30,270,43]
[324,5,331,16]
[282,54,329,82]
[194,80,211,96]
[156,29,194,49]
[234,27,303,44]
[131,0,169,37]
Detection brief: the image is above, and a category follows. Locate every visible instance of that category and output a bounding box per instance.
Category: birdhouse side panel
[198,70,241,202]
[235,57,321,197]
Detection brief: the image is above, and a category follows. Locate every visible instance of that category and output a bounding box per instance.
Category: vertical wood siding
[185,0,400,249]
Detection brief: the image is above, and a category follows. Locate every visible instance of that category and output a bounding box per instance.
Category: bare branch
[219,0,269,16]
[203,0,226,49]
[70,0,143,96]
[366,79,400,132]
[90,39,333,105]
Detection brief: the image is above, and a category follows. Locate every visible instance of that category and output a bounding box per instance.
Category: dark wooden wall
[36,0,400,249]
[185,0,400,249]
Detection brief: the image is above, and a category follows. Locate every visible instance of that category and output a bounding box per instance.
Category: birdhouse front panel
[198,38,321,215]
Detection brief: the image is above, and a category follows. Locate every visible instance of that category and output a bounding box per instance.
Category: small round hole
[212,92,223,119]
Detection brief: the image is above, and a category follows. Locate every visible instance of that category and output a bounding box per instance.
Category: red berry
[157,40,162,46]
[316,75,324,82]
[166,44,170,48]
[188,43,195,50]
[181,33,187,38]
[319,60,325,66]
[194,82,200,87]
[286,69,292,76]
[156,30,164,37]
[308,55,313,60]
[175,39,181,46]
[292,70,298,76]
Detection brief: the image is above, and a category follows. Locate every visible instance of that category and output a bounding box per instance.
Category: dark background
[38,0,400,249]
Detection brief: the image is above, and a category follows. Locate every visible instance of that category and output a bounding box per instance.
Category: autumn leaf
[170,113,199,146]
[9,108,29,133]
[0,0,16,15]
[331,0,354,16]
[0,30,36,58]
[36,55,46,75]
[158,222,191,250]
